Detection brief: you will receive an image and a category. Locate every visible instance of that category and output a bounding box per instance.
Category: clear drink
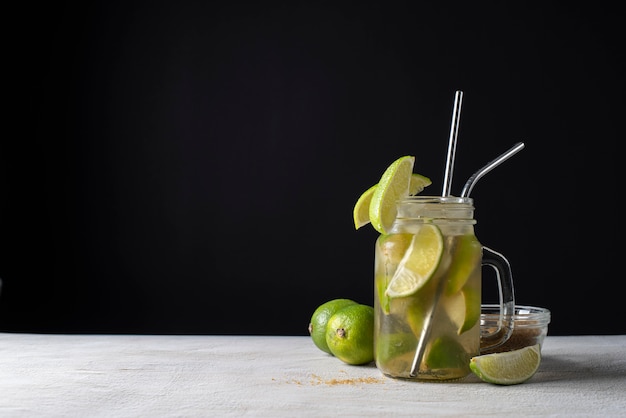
[374,196,513,381]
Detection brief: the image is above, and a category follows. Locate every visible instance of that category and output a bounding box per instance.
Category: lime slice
[377,233,414,266]
[376,331,418,366]
[405,299,428,336]
[375,274,391,314]
[447,284,481,335]
[353,184,377,229]
[369,156,415,234]
[470,344,541,385]
[445,235,482,295]
[407,173,432,196]
[375,234,415,314]
[354,173,431,230]
[386,224,444,298]
[424,335,470,371]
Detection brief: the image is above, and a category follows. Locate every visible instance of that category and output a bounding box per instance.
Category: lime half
[369,156,415,234]
[470,344,541,385]
[386,224,444,298]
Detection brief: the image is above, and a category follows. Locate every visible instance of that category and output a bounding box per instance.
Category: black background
[1,2,622,335]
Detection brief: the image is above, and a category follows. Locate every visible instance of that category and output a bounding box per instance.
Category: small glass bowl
[480,304,551,354]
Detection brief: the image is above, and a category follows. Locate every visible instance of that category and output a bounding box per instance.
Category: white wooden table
[1,333,624,417]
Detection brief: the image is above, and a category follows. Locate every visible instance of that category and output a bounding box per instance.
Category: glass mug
[374,196,514,381]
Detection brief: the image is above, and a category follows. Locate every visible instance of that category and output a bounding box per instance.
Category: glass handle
[480,246,515,352]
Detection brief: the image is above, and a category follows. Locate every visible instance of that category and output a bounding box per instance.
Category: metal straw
[410,90,464,377]
[461,142,525,197]
[442,90,463,196]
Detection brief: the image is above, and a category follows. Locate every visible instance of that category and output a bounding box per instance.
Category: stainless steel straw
[442,90,463,196]
[461,142,525,197]
[410,90,464,377]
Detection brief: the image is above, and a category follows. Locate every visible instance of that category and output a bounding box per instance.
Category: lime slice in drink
[369,156,415,234]
[470,344,541,385]
[377,233,414,266]
[447,284,481,335]
[445,235,482,295]
[375,233,415,314]
[353,173,431,230]
[386,224,444,298]
[376,331,418,365]
[375,274,391,314]
[459,285,480,334]
[405,298,428,337]
[424,335,470,371]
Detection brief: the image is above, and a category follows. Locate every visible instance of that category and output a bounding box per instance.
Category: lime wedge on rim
[369,156,415,234]
[470,344,541,385]
[353,184,378,230]
[353,173,432,230]
[408,173,432,195]
[386,223,444,298]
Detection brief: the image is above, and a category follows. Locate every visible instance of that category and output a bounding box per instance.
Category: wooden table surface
[1,333,624,417]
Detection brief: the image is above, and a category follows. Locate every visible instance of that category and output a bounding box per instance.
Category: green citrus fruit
[424,335,470,371]
[447,283,481,335]
[325,304,375,365]
[369,156,415,234]
[353,173,431,230]
[470,344,541,385]
[375,233,414,314]
[405,298,429,337]
[375,274,392,315]
[386,224,444,298]
[353,183,378,230]
[377,233,414,266]
[445,234,482,295]
[376,331,418,366]
[308,299,357,354]
[408,173,432,195]
[459,285,480,334]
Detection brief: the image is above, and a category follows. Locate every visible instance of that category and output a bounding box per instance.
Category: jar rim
[398,196,474,205]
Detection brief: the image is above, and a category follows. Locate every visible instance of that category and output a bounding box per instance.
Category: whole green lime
[325,304,375,365]
[308,299,357,354]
